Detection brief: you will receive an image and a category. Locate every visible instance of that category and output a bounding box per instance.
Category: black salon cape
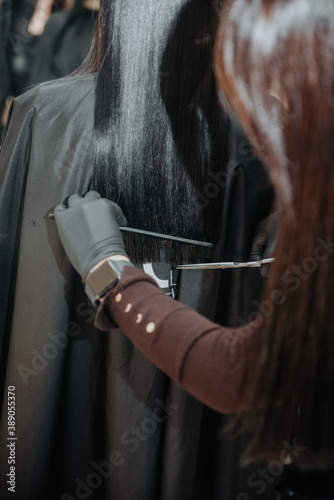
[0,74,277,500]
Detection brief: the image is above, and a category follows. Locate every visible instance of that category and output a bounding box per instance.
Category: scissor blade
[176,258,274,270]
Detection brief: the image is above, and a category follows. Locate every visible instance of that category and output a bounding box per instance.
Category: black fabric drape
[0,2,275,499]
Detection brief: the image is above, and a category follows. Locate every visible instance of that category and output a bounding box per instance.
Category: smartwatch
[85,258,134,306]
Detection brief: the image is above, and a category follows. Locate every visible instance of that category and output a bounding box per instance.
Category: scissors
[176,258,274,270]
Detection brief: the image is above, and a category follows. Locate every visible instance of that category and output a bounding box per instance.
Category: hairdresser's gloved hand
[54,191,129,280]
[250,211,278,277]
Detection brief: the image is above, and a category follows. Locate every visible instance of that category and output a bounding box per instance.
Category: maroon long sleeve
[95,266,263,414]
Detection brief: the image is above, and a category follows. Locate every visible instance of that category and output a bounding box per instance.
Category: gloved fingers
[260,263,270,278]
[108,201,128,228]
[54,203,67,213]
[67,194,84,207]
[263,234,277,259]
[83,191,102,200]
[250,211,279,261]
[249,230,267,261]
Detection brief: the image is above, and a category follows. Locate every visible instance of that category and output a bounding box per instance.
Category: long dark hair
[215,0,334,470]
[81,0,228,263]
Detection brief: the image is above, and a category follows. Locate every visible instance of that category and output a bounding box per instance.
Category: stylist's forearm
[95,267,259,414]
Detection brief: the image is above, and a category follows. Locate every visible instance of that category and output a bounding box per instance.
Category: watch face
[85,260,119,297]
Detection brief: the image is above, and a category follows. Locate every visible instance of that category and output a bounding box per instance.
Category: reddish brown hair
[215,0,334,470]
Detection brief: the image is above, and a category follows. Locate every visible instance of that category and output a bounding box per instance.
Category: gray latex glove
[54,191,129,280]
[250,211,278,277]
